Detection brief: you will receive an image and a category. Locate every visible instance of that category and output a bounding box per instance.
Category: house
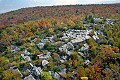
[37,42,44,49]
[42,60,49,66]
[24,75,36,80]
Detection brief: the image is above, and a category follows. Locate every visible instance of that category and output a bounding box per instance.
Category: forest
[0,4,120,80]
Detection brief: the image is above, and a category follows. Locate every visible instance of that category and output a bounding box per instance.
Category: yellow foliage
[81,77,88,80]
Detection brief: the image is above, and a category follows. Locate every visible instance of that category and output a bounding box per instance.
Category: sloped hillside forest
[0,4,120,80]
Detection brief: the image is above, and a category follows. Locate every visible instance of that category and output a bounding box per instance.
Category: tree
[52,66,60,72]
[112,47,119,53]
[76,66,86,79]
[40,72,53,80]
[44,42,55,51]
[85,16,88,21]
[95,25,99,30]
[67,19,75,28]
[70,51,78,60]
[48,28,54,35]
[40,18,46,28]
[36,59,42,67]
[90,17,94,23]
[2,70,22,80]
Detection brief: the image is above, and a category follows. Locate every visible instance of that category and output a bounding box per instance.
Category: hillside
[0,4,120,29]
[0,4,120,80]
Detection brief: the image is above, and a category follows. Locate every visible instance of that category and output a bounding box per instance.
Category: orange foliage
[112,47,119,53]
